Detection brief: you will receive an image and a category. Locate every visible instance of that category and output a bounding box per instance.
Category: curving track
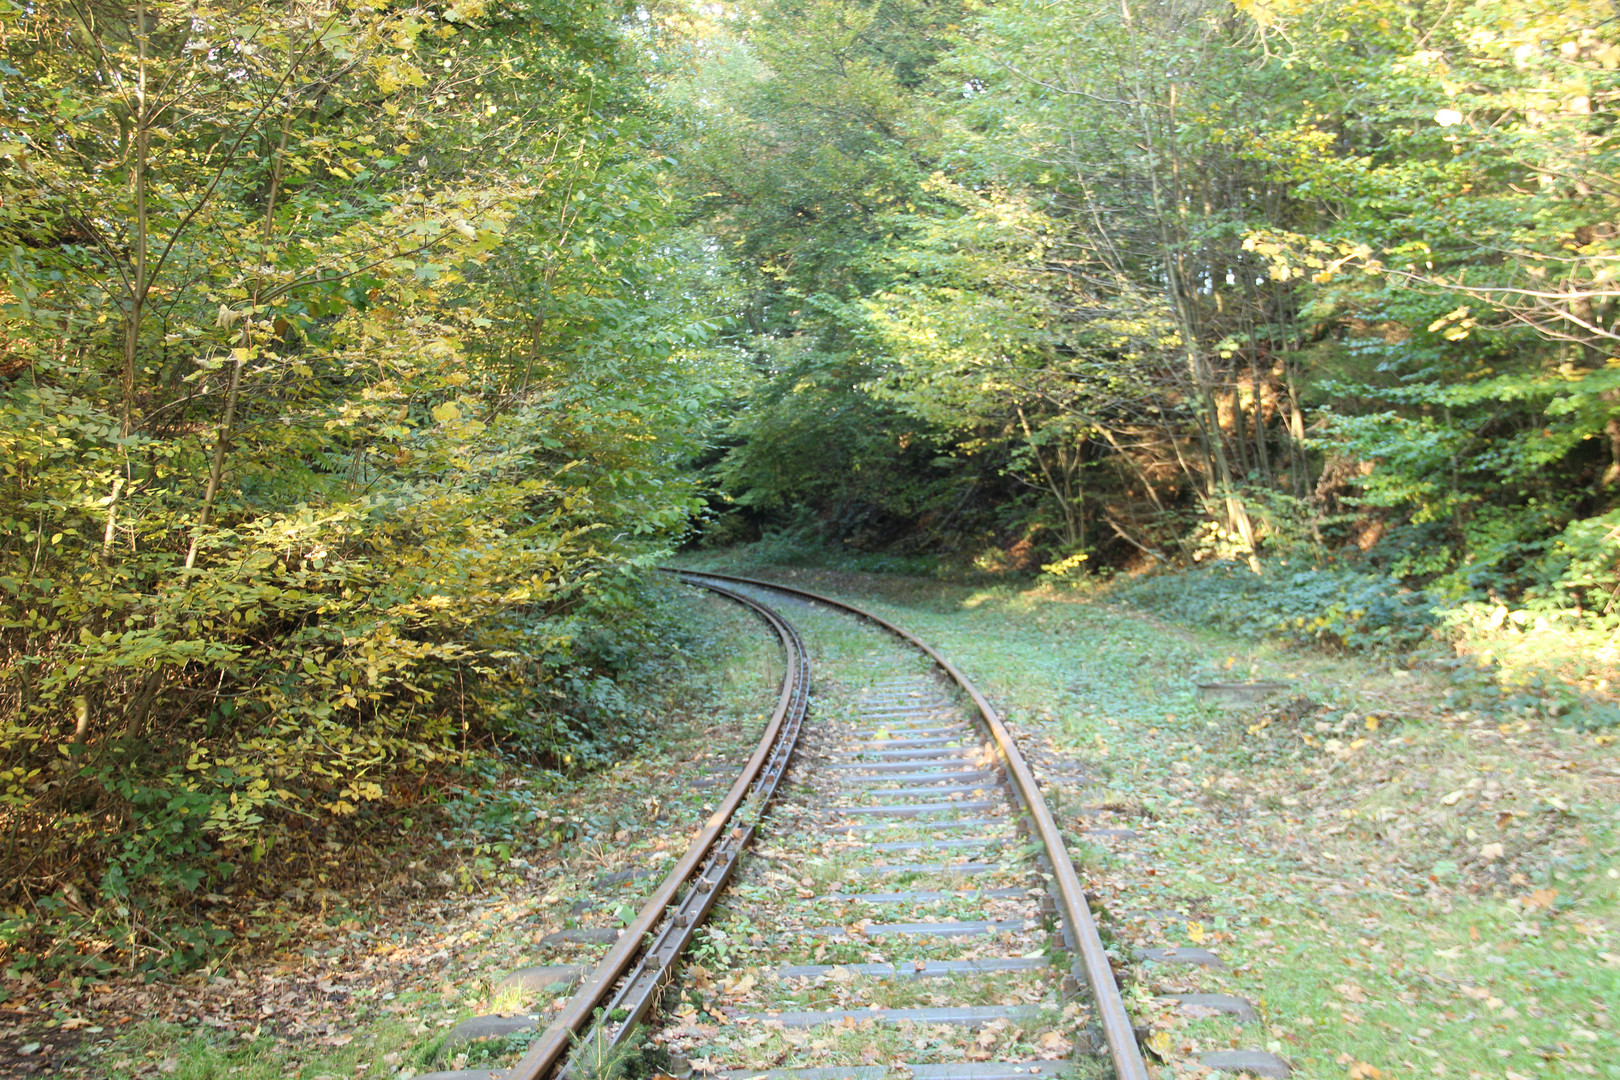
[420,571,1149,1080]
[654,572,1149,1080]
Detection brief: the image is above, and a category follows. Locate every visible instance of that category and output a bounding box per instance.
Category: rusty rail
[674,569,1152,1080]
[503,577,811,1080]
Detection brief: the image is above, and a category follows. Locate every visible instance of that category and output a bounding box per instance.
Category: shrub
[1115,559,1440,651]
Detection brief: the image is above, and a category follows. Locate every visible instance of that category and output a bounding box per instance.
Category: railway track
[418,571,1151,1080]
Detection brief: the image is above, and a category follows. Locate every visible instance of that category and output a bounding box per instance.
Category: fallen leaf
[1143,1029,1173,1059]
[1524,888,1558,911]
[722,973,756,999]
[1037,1030,1072,1054]
[1186,920,1205,945]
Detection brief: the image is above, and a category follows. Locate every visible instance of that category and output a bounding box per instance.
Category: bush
[1115,559,1440,651]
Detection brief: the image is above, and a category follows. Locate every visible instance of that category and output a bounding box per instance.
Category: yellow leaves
[1231,0,1281,29]
[719,972,756,1001]
[442,0,487,23]
[369,55,428,96]
[1039,550,1089,579]
[430,401,461,423]
[392,16,426,49]
[1427,305,1476,340]
[1186,920,1206,945]
[1141,1029,1174,1058]
[345,780,385,802]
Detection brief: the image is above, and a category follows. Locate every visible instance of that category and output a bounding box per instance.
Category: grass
[675,558,1619,1080]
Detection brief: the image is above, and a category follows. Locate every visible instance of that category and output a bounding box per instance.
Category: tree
[0,0,737,971]
[1234,0,1620,597]
[665,0,985,546]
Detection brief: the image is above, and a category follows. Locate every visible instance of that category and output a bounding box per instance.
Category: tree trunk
[186,123,292,570]
[1119,0,1258,570]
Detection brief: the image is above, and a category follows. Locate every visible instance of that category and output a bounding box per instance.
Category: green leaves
[0,0,734,976]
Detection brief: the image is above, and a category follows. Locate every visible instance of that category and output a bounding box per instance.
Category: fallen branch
[1105,516,1165,561]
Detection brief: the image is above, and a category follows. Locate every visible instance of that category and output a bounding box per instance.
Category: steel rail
[674,569,1152,1080]
[503,578,812,1080]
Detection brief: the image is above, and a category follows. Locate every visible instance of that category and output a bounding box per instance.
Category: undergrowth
[0,574,723,982]
[1113,558,1440,651]
[1112,559,1620,729]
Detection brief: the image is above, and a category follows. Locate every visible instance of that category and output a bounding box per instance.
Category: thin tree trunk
[1229,382,1251,479]
[1250,346,1273,485]
[1016,406,1083,548]
[186,122,292,570]
[122,0,149,442]
[106,1,150,571]
[1118,0,1258,568]
[1099,426,1167,514]
[1238,278,1275,486]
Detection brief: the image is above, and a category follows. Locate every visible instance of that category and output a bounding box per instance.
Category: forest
[1,0,1616,997]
